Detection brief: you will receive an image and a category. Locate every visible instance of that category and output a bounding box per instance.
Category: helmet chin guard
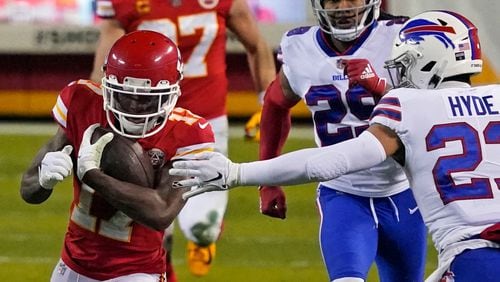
[102,30,183,138]
[311,0,381,42]
[102,76,180,138]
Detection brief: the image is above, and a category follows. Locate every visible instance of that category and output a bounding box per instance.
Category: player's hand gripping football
[38,145,74,190]
[169,152,241,200]
[341,58,387,96]
[244,110,262,142]
[77,124,114,181]
[259,186,287,219]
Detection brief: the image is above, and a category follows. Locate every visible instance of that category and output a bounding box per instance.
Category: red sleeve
[166,108,216,159]
[51,81,79,133]
[259,75,297,160]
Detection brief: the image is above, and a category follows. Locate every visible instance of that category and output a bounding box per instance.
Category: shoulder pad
[286,26,313,37]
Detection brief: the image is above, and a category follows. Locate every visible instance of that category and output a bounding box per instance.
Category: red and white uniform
[51,80,215,280]
[96,0,232,120]
[95,0,230,246]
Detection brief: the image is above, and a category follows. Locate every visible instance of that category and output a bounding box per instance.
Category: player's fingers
[169,168,202,178]
[182,185,218,200]
[182,189,204,200]
[47,170,67,181]
[49,173,64,182]
[62,145,73,155]
[266,208,286,219]
[173,152,214,165]
[172,177,202,188]
[275,202,287,219]
[261,208,280,218]
[51,157,73,170]
[94,132,114,153]
[56,161,72,172]
[172,160,195,169]
[81,123,101,146]
[49,166,69,177]
[172,159,209,171]
[345,66,362,77]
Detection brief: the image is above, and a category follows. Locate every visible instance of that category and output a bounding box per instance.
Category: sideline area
[0,121,314,139]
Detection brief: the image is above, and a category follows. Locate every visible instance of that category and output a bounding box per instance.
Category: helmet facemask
[312,0,381,42]
[102,30,184,139]
[385,50,448,89]
[102,76,180,138]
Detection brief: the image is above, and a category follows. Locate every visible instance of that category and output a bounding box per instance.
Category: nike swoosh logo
[409,206,419,215]
[205,172,223,183]
[198,122,209,129]
[203,172,229,189]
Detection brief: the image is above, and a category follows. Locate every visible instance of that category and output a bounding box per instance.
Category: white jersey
[371,82,500,251]
[280,21,409,197]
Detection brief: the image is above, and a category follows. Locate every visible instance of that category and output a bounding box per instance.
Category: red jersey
[51,79,215,280]
[96,0,233,119]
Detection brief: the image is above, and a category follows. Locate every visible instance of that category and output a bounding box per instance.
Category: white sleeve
[239,131,387,186]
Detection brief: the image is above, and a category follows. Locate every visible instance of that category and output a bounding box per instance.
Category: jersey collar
[316,21,378,57]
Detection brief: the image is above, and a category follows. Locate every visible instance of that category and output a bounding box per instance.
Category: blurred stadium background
[0,0,497,281]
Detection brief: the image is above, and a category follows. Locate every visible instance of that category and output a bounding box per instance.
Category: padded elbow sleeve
[260,76,293,160]
[240,131,387,186]
[305,131,387,182]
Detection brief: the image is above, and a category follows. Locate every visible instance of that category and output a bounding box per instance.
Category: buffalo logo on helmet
[399,19,456,49]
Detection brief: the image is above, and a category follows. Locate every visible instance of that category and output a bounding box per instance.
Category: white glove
[39,145,74,190]
[77,124,114,181]
[169,152,241,200]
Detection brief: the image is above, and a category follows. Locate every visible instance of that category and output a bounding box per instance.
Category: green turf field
[0,123,437,281]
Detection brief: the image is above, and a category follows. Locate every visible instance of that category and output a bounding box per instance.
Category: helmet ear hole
[428,74,442,89]
[421,61,436,72]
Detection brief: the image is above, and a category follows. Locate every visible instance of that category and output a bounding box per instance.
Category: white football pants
[50,259,165,282]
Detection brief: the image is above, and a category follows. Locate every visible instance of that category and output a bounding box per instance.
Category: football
[91,126,155,188]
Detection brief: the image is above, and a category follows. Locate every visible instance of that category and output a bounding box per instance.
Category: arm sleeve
[240,131,388,186]
[259,75,297,160]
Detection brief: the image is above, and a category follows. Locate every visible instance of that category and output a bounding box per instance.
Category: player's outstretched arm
[258,70,300,219]
[20,128,73,204]
[170,129,397,198]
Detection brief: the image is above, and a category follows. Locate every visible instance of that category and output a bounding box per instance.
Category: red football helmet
[102,30,184,138]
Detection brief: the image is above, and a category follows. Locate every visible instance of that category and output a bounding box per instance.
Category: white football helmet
[102,30,183,138]
[384,10,482,89]
[311,0,381,42]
